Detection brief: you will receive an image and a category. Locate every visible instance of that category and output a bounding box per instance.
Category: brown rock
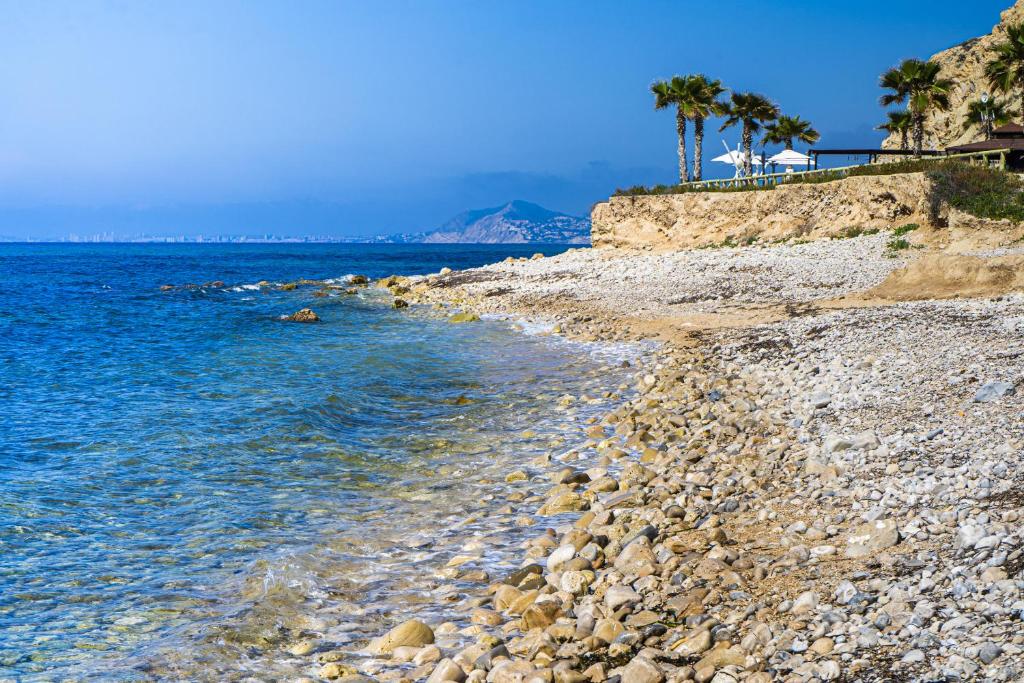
[284,308,320,322]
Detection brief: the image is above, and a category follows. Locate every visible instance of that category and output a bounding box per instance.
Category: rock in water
[393,298,409,309]
[366,619,435,655]
[284,308,320,323]
[448,312,480,323]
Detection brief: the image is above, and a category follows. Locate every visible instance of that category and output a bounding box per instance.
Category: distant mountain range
[384,200,590,244]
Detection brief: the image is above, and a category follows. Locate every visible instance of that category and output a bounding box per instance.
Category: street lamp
[980,92,994,139]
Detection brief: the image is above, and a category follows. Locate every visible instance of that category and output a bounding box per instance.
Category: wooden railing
[678,149,1008,191]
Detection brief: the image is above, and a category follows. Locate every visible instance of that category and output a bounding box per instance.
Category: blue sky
[0,0,1012,237]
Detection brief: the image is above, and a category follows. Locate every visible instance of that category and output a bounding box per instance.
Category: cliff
[881,0,1024,150]
[591,174,936,249]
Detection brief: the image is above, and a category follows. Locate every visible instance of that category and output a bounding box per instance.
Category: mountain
[881,0,1024,150]
[392,201,590,244]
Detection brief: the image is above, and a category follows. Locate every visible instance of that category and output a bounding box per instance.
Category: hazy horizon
[0,0,1011,238]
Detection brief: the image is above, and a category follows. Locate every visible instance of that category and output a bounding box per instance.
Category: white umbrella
[711,150,763,165]
[767,149,812,167]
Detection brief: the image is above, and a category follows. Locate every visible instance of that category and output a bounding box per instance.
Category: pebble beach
[325,233,1024,683]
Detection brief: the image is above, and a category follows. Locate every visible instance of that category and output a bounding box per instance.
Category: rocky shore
[311,234,1023,683]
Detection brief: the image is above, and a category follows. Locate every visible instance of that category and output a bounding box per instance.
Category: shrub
[892,223,919,236]
[926,161,1024,222]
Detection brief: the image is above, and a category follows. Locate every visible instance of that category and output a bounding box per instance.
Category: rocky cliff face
[591,174,937,249]
[881,0,1024,150]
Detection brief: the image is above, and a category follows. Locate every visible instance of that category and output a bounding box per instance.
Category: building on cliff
[947,123,1024,167]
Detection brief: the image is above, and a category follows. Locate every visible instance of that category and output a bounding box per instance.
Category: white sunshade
[711,150,763,165]
[767,149,812,165]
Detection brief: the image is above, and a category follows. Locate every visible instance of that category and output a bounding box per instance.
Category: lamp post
[981,92,995,140]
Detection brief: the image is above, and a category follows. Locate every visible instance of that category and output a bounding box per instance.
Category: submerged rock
[448,312,480,323]
[393,298,409,309]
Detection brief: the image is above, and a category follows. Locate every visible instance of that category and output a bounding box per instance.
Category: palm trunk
[900,129,908,150]
[784,139,794,151]
[912,112,924,158]
[676,108,689,184]
[693,116,704,182]
[742,124,753,176]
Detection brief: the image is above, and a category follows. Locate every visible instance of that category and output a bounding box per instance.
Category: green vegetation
[886,237,913,253]
[651,74,728,183]
[985,22,1024,124]
[831,226,881,240]
[877,109,912,149]
[762,115,820,150]
[965,98,1014,137]
[719,92,780,176]
[879,58,953,157]
[892,223,919,236]
[927,161,1024,222]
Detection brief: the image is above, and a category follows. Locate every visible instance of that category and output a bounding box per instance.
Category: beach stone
[520,601,560,630]
[671,628,712,656]
[697,643,746,670]
[592,618,624,644]
[621,656,664,683]
[392,298,409,309]
[810,637,835,655]
[319,663,358,679]
[791,590,819,616]
[415,645,442,666]
[979,642,1002,664]
[427,658,467,682]
[808,391,831,408]
[287,639,318,656]
[974,381,1015,402]
[449,312,480,323]
[367,619,435,655]
[559,570,593,595]
[605,584,640,611]
[546,545,576,572]
[504,565,543,587]
[613,537,657,575]
[538,492,587,515]
[845,518,899,557]
[284,308,320,322]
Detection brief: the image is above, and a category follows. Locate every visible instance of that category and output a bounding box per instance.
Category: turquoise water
[0,244,632,680]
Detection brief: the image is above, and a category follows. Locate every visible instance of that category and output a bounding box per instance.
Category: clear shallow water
[0,244,634,681]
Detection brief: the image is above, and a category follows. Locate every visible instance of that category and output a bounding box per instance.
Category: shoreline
[342,235,1024,683]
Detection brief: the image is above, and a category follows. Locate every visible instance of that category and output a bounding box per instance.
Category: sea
[0,244,639,681]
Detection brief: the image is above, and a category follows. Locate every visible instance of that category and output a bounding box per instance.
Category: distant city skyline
[0,0,1012,238]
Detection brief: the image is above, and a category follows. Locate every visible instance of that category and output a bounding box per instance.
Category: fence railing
[678,148,1008,191]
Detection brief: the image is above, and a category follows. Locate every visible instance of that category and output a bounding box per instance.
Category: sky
[0,0,1013,238]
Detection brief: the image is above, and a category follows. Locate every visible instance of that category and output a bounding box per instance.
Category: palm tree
[876,109,913,150]
[761,115,820,150]
[651,77,691,183]
[719,92,780,176]
[684,75,727,181]
[965,97,1013,139]
[879,58,953,157]
[986,22,1024,125]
